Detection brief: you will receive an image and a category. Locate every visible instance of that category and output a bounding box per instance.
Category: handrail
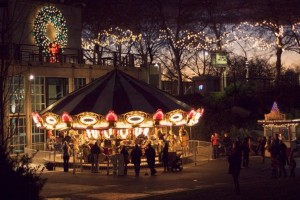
[12,43,144,68]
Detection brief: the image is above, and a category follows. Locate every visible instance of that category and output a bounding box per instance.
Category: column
[25,72,32,148]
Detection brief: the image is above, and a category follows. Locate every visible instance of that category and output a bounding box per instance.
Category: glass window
[46,77,68,106]
[31,77,46,112]
[8,76,25,114]
[9,117,26,152]
[74,78,86,90]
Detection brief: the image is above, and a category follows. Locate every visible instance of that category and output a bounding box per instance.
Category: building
[1,0,149,152]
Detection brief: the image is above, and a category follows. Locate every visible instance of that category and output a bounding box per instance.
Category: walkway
[40,156,300,200]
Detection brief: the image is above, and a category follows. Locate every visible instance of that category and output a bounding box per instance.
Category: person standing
[269,137,280,178]
[211,133,220,159]
[130,144,143,177]
[228,141,242,194]
[278,140,288,178]
[120,146,129,175]
[90,141,101,173]
[257,136,267,163]
[62,141,71,172]
[289,150,297,177]
[162,142,169,172]
[145,143,157,176]
[222,133,232,156]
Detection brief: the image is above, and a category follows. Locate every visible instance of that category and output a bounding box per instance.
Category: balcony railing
[11,43,144,68]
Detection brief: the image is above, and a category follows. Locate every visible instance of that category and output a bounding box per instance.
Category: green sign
[211,52,227,67]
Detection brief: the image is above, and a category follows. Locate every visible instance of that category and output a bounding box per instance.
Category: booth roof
[40,69,192,116]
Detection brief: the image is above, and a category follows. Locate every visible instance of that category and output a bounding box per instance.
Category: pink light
[62,112,72,123]
[153,109,164,120]
[32,112,42,123]
[187,109,196,119]
[106,110,118,122]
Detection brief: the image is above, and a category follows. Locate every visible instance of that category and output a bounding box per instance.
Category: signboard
[211,51,227,67]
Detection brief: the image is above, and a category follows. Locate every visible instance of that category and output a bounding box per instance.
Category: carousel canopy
[33,69,203,130]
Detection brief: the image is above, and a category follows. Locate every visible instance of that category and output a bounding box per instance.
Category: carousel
[32,69,204,166]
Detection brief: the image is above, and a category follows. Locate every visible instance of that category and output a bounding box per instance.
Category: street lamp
[29,74,35,80]
[203,51,208,74]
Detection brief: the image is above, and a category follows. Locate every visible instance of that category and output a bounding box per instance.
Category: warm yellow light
[46,116,57,125]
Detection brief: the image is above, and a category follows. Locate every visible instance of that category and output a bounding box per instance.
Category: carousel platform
[39,151,194,174]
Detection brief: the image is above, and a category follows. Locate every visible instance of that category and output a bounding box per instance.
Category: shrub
[0,145,47,200]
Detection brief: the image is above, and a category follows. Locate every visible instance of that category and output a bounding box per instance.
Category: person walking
[62,141,71,172]
[278,140,288,178]
[162,142,169,172]
[120,146,129,175]
[241,137,250,168]
[211,133,220,159]
[145,143,157,176]
[130,144,143,177]
[90,141,101,173]
[228,141,242,195]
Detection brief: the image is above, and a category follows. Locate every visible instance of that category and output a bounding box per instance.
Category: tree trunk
[275,46,282,87]
[174,52,184,96]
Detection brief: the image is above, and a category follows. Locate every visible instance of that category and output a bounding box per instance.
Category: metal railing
[12,43,144,68]
[22,140,212,173]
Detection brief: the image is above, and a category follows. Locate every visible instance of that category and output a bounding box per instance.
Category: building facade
[1,0,149,152]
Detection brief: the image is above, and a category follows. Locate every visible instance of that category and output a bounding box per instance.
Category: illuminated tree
[97,27,140,61]
[133,10,163,68]
[233,0,300,86]
[154,0,209,96]
[234,21,300,86]
[290,22,300,53]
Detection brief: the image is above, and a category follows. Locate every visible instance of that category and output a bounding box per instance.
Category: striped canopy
[34,69,203,130]
[41,69,192,115]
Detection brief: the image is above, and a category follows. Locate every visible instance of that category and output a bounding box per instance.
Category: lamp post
[245,59,249,82]
[203,51,208,75]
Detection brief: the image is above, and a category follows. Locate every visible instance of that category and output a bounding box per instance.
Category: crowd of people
[45,127,187,176]
[210,132,297,195]
[49,129,297,192]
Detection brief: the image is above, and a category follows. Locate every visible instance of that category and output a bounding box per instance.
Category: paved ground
[40,156,300,200]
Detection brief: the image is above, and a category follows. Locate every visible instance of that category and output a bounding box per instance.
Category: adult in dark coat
[145,143,157,176]
[62,141,71,172]
[90,141,101,173]
[162,142,169,172]
[228,141,242,194]
[120,146,129,175]
[130,144,143,177]
[278,140,288,177]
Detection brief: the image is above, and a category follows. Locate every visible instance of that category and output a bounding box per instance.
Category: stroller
[170,154,183,172]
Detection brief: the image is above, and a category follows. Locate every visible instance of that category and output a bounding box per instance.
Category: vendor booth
[32,69,204,173]
[257,102,299,156]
